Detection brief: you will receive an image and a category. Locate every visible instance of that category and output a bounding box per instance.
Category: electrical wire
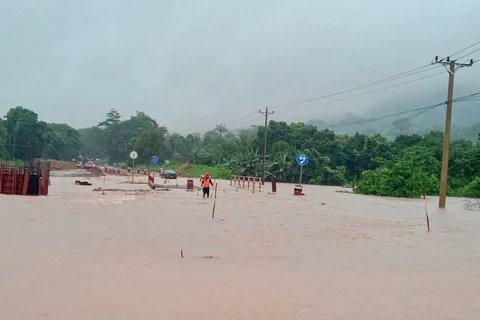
[223,75,445,129]
[268,64,436,109]
[262,94,480,146]
[377,107,442,131]
[267,42,479,111]
[315,103,445,129]
[220,43,479,130]
[449,41,480,59]
[456,47,480,61]
[353,65,442,87]
[378,93,480,131]
[459,56,479,65]
[228,92,479,135]
[453,92,480,102]
[221,110,262,130]
[269,92,480,133]
[266,107,437,144]
[275,71,445,112]
[238,111,259,121]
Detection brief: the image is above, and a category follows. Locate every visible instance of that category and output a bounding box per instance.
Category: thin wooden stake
[22,169,30,195]
[102,176,106,195]
[212,182,218,219]
[423,190,430,232]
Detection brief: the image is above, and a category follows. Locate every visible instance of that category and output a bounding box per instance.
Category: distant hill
[308,93,480,141]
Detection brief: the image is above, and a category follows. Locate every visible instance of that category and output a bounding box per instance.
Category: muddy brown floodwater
[1,175,479,319]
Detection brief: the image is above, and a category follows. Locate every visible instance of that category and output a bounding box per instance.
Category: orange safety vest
[203,177,210,188]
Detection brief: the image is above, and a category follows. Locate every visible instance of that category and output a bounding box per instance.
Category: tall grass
[0,158,25,166]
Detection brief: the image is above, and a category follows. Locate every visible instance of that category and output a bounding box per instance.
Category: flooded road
[0,176,479,319]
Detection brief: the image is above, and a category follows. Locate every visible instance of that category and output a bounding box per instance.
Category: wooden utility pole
[433,56,474,208]
[259,107,274,185]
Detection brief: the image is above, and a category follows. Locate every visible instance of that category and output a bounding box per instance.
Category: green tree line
[0,106,81,161]
[2,106,479,198]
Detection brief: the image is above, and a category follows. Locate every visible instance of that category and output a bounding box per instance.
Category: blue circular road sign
[296,154,309,166]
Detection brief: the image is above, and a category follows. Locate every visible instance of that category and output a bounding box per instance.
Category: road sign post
[150,155,159,167]
[130,151,138,183]
[300,165,303,185]
[296,154,309,185]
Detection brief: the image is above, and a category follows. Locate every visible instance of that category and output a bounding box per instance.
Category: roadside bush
[455,177,480,199]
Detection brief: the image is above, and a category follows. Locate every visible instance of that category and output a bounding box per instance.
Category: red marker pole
[212,182,218,219]
[423,190,430,232]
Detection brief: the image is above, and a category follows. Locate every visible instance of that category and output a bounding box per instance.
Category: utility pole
[433,56,474,208]
[259,107,274,185]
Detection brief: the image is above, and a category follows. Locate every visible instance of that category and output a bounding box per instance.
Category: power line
[275,71,445,112]
[225,66,443,126]
[453,92,480,102]
[377,107,442,131]
[267,107,437,145]
[267,105,469,147]
[377,95,478,132]
[230,91,480,138]
[238,111,258,121]
[221,110,261,131]
[317,103,444,129]
[267,92,480,135]
[448,40,480,58]
[269,64,436,109]
[258,94,480,152]
[267,42,480,112]
[222,43,479,132]
[373,93,480,131]
[456,47,480,61]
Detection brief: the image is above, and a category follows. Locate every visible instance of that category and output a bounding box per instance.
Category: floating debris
[75,180,92,186]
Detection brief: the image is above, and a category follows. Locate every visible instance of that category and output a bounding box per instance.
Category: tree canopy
[2,106,480,199]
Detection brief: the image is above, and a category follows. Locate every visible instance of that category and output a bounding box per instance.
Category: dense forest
[1,106,480,198]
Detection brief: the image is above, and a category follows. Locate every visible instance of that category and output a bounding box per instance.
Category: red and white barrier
[231,175,262,192]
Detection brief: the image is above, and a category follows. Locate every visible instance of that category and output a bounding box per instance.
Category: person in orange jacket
[200,172,214,198]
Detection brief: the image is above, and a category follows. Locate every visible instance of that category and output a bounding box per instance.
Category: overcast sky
[1,0,479,134]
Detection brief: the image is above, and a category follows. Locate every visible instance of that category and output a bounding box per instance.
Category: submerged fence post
[12,168,17,195]
[22,169,30,195]
[44,170,50,196]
